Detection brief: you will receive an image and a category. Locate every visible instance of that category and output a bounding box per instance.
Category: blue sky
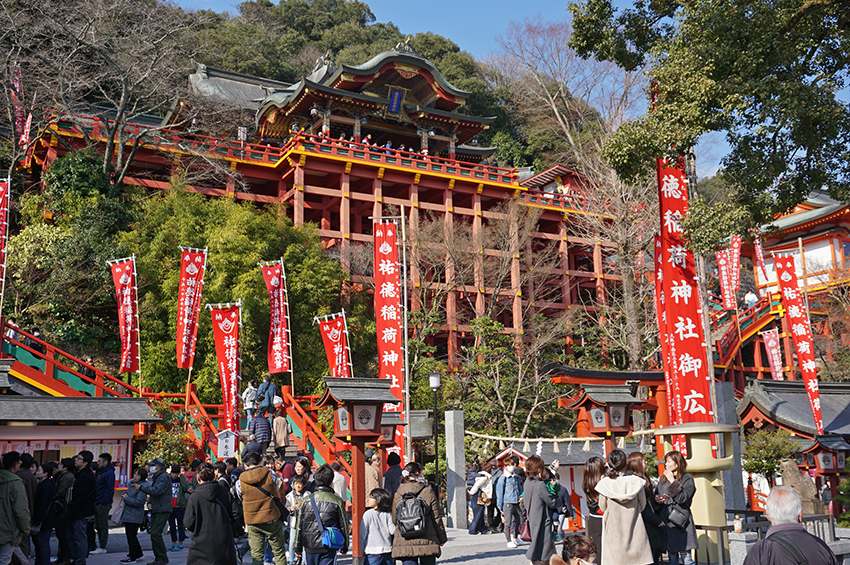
[175,0,726,177]
[176,0,571,57]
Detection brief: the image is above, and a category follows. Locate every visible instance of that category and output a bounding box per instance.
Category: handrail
[2,319,138,397]
[282,387,353,477]
[290,131,519,183]
[49,112,286,167]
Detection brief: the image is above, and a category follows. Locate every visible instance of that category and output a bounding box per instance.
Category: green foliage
[135,400,199,467]
[835,474,850,526]
[117,188,352,400]
[568,0,850,217]
[742,428,799,480]
[7,151,133,350]
[682,196,751,257]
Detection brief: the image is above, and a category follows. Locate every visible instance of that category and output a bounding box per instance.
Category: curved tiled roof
[737,378,850,436]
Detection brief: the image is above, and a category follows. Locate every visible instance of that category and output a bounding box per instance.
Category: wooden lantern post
[316,377,400,565]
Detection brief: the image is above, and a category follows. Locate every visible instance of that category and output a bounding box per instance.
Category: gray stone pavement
[67,526,534,565]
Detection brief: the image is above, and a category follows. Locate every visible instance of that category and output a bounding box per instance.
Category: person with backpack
[255,375,279,427]
[360,488,395,565]
[391,461,446,565]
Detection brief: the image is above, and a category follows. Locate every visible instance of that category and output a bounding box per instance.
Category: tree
[568,0,850,223]
[405,201,575,437]
[1,0,213,186]
[488,19,659,374]
[117,187,355,401]
[6,150,134,355]
[742,428,799,483]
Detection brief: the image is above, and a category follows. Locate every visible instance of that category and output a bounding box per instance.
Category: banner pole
[132,254,141,394]
[399,205,411,460]
[281,258,295,394]
[0,178,11,320]
[342,310,354,379]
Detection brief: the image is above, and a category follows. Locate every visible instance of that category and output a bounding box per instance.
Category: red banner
[775,256,824,434]
[762,328,784,381]
[10,65,24,144]
[0,180,9,305]
[318,313,351,379]
[657,159,714,434]
[374,221,405,460]
[211,304,240,432]
[729,235,742,291]
[261,262,292,374]
[754,236,768,281]
[109,257,139,373]
[176,248,206,370]
[654,235,676,428]
[715,250,736,310]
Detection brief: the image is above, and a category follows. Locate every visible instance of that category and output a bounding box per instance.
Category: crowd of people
[0,437,840,565]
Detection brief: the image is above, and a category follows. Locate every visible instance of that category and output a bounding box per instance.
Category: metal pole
[400,204,412,461]
[0,178,11,321]
[798,237,811,321]
[433,387,439,496]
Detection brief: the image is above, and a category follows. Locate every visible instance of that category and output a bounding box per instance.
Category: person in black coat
[184,463,237,565]
[627,452,666,564]
[33,462,57,565]
[655,451,698,565]
[69,451,97,565]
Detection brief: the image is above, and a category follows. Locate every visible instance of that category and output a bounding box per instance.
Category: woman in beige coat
[594,450,653,565]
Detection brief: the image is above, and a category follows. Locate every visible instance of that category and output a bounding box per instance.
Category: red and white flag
[715,250,736,310]
[754,236,768,281]
[374,221,405,460]
[261,261,292,374]
[656,159,714,439]
[729,235,742,291]
[108,256,140,373]
[775,256,824,434]
[10,65,24,144]
[762,328,784,381]
[318,312,351,379]
[176,247,207,370]
[210,303,241,432]
[0,180,9,306]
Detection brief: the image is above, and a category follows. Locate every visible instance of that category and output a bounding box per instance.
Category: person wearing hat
[383,453,403,497]
[134,458,172,565]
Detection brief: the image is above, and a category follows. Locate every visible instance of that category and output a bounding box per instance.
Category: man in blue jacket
[91,453,115,554]
[134,458,172,565]
[255,374,279,427]
[496,456,525,549]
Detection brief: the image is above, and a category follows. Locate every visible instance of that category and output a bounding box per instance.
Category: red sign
[109,257,139,373]
[211,305,240,432]
[261,262,292,374]
[319,313,351,379]
[176,248,206,370]
[715,250,736,310]
[754,236,768,281]
[374,221,405,459]
[729,235,742,291]
[656,159,714,435]
[775,256,823,434]
[762,328,784,381]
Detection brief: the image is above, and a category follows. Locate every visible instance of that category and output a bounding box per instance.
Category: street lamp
[429,372,441,495]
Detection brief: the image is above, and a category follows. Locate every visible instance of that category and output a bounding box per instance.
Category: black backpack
[396,485,430,540]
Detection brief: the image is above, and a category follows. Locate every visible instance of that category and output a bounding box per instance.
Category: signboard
[216,430,239,460]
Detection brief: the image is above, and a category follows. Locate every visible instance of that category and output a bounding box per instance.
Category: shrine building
[31,42,619,364]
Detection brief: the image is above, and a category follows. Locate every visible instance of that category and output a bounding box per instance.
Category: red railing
[281,386,353,478]
[50,113,286,167]
[2,318,139,398]
[289,132,520,185]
